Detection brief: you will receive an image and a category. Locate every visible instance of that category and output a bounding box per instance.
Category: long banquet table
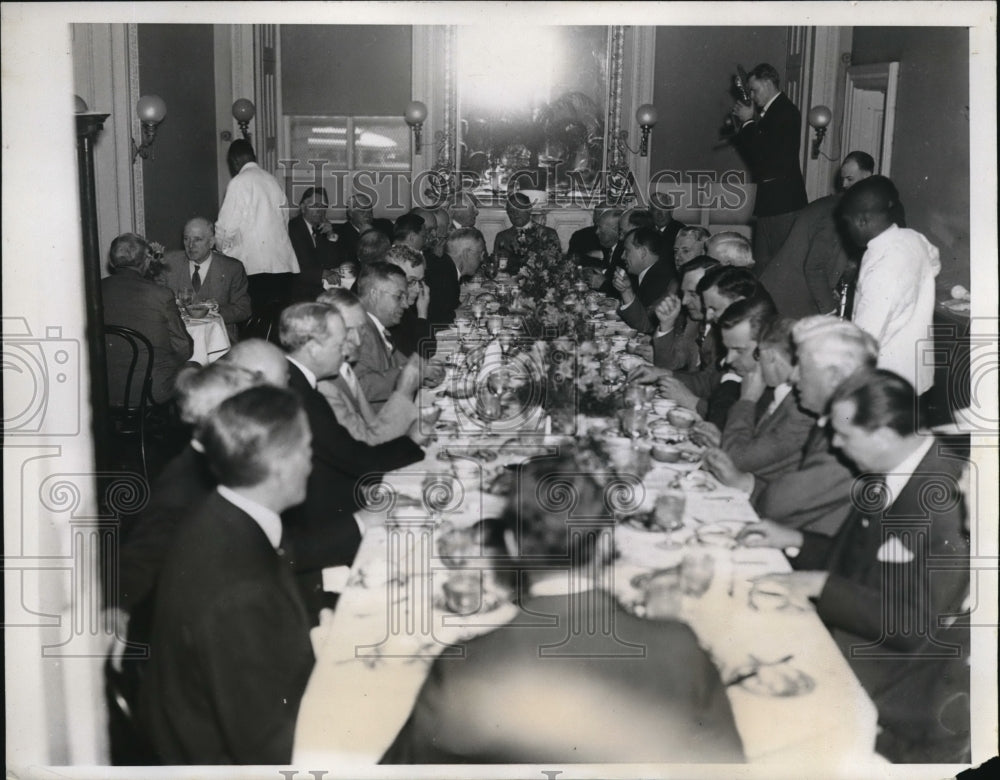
[293,314,879,769]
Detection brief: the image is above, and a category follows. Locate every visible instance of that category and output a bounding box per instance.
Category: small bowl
[651,444,682,463]
[666,407,698,429]
[186,304,209,319]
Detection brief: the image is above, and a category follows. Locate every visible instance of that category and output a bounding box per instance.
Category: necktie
[383,330,394,354]
[191,265,202,292]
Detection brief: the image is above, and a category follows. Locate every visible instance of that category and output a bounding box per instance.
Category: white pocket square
[876,535,915,564]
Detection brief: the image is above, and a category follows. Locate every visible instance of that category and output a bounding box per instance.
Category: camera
[2,317,81,436]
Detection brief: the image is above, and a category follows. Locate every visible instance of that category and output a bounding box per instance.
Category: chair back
[104,325,154,414]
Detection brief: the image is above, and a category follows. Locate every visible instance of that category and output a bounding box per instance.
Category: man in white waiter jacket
[216,139,300,318]
[840,175,940,395]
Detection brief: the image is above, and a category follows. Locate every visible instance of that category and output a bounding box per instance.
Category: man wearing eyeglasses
[385,244,436,359]
[356,261,444,410]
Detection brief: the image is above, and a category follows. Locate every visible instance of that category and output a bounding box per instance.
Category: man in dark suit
[698,314,813,485]
[612,226,677,334]
[731,63,809,272]
[279,302,425,616]
[102,233,193,404]
[650,195,686,258]
[382,454,744,764]
[138,386,315,765]
[492,192,562,274]
[425,227,486,326]
[739,369,970,763]
[567,204,621,270]
[759,151,874,317]
[288,187,341,303]
[334,193,382,263]
[160,217,252,341]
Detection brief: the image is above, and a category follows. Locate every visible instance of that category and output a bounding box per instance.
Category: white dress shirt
[765,382,793,418]
[851,224,941,394]
[215,162,299,276]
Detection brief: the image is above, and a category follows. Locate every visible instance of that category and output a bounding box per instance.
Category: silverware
[726,654,794,686]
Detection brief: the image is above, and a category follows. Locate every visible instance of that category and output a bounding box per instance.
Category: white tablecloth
[294,316,878,768]
[184,313,230,364]
[294,443,878,768]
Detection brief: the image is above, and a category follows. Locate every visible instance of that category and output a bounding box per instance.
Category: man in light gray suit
[354,262,444,411]
[695,314,814,484]
[160,217,252,341]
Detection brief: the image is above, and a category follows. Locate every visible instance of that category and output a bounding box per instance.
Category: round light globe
[136,94,167,123]
[232,98,256,123]
[807,105,832,129]
[635,103,658,127]
[404,100,428,125]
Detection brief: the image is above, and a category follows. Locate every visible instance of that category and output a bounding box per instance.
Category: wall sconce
[635,103,658,157]
[807,105,833,159]
[404,101,428,155]
[232,99,256,140]
[616,103,658,159]
[131,94,167,163]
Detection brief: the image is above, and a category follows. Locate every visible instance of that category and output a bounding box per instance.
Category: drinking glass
[654,491,686,550]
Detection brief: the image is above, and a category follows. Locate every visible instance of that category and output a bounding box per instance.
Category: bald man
[224,337,290,388]
[161,217,252,341]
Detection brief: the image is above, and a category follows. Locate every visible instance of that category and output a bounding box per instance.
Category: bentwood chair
[104,325,155,482]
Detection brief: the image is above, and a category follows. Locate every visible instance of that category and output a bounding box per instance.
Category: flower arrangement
[144,240,167,281]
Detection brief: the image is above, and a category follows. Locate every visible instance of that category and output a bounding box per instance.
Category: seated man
[612,225,676,334]
[706,230,754,268]
[382,453,744,764]
[334,193,376,263]
[672,226,710,271]
[695,313,813,483]
[111,357,274,694]
[568,203,622,270]
[384,244,435,358]
[279,302,426,617]
[288,187,341,303]
[392,212,427,254]
[650,256,720,371]
[632,265,767,424]
[409,207,440,263]
[161,217,252,341]
[706,315,877,538]
[355,262,444,410]
[139,386,315,765]
[739,369,970,763]
[102,232,193,404]
[316,287,422,445]
[492,192,562,274]
[449,190,480,229]
[356,228,391,266]
[586,207,656,293]
[432,207,452,259]
[650,195,686,253]
[425,227,486,326]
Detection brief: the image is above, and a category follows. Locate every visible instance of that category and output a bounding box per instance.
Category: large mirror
[456,25,610,198]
